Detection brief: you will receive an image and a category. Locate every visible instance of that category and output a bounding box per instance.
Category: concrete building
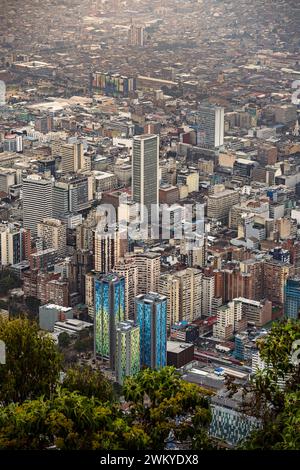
[174,268,202,322]
[132,134,159,221]
[37,218,67,256]
[159,273,180,329]
[39,303,73,332]
[22,175,53,236]
[207,189,239,223]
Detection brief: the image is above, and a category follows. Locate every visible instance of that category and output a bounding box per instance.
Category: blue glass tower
[285,277,300,320]
[135,292,167,369]
[95,273,125,369]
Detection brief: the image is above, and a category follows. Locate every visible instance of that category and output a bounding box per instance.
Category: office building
[189,105,224,149]
[233,297,272,327]
[132,134,159,221]
[207,189,239,223]
[95,273,125,369]
[135,292,167,369]
[61,142,85,173]
[264,260,292,305]
[285,277,300,320]
[22,175,53,236]
[128,24,144,46]
[115,320,140,385]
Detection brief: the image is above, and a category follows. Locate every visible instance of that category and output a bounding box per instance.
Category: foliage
[240,319,300,450]
[25,296,41,317]
[0,389,150,450]
[62,366,114,403]
[0,269,21,295]
[123,367,214,450]
[0,318,62,404]
[58,331,72,349]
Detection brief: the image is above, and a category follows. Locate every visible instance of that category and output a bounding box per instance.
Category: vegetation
[240,320,300,450]
[123,367,214,450]
[62,366,114,403]
[0,269,21,296]
[0,318,61,404]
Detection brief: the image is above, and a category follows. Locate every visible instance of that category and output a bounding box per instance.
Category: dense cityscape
[0,0,299,456]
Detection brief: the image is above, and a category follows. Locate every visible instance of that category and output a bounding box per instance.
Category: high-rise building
[22,175,53,236]
[189,105,224,149]
[37,218,67,256]
[174,268,202,322]
[0,222,29,266]
[135,292,167,369]
[94,228,125,273]
[233,297,272,326]
[202,275,215,317]
[128,24,144,46]
[207,189,239,224]
[61,142,85,174]
[285,278,300,320]
[114,257,138,320]
[158,273,180,329]
[53,176,92,219]
[115,320,140,385]
[264,260,292,305]
[132,134,159,221]
[95,273,125,369]
[213,300,246,340]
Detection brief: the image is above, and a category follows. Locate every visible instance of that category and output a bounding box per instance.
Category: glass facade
[136,293,167,369]
[285,278,300,320]
[95,274,125,368]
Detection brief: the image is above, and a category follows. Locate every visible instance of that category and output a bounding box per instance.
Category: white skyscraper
[132,134,159,222]
[22,175,53,236]
[194,105,224,149]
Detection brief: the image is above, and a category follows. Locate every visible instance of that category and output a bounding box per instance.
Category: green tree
[240,319,300,450]
[0,318,62,404]
[58,331,72,349]
[0,389,150,450]
[62,366,114,403]
[123,367,214,450]
[0,269,21,296]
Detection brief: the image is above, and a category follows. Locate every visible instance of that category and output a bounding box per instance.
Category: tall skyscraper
[115,320,140,385]
[190,105,224,149]
[285,277,300,320]
[128,24,144,46]
[22,175,53,236]
[132,134,159,221]
[95,273,125,369]
[135,292,167,369]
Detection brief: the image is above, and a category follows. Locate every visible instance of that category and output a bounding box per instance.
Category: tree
[123,367,214,450]
[0,269,21,296]
[240,320,300,450]
[0,389,150,450]
[58,331,72,349]
[25,296,41,317]
[62,366,114,403]
[0,318,62,404]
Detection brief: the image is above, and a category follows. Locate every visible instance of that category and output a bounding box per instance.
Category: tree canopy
[0,318,61,404]
[240,319,300,450]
